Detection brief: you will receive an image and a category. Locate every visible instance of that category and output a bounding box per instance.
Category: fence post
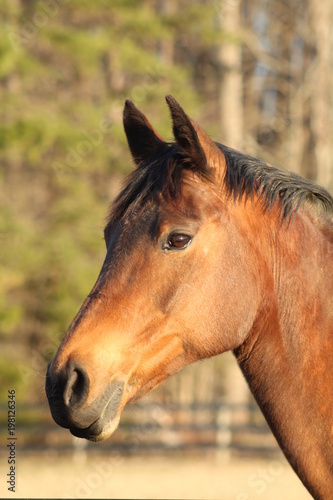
[72,436,88,465]
[215,403,232,462]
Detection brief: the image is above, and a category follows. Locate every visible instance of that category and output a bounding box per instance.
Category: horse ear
[123,99,167,166]
[165,95,226,181]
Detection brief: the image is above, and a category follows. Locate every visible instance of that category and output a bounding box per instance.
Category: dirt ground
[1,452,313,499]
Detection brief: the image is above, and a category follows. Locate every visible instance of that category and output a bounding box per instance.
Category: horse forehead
[160,178,222,219]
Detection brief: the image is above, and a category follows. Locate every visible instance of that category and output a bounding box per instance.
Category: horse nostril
[63,363,90,409]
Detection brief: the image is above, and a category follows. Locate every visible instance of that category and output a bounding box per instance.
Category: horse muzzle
[45,359,125,441]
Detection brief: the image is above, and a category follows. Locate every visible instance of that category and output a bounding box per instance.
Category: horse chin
[67,380,126,442]
[69,412,121,442]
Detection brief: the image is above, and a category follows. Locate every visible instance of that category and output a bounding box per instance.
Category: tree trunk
[217,0,244,149]
[309,0,333,189]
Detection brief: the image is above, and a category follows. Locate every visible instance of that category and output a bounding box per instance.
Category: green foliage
[0,358,23,400]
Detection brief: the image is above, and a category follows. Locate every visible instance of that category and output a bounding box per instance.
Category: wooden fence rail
[0,401,280,459]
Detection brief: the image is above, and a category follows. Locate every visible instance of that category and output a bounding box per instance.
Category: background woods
[0,0,332,416]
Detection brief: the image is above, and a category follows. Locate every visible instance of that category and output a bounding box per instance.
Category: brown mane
[107,142,333,226]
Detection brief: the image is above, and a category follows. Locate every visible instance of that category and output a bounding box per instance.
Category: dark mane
[107,143,211,225]
[220,144,333,222]
[107,143,333,226]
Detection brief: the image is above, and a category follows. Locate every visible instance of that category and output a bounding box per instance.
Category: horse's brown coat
[46,96,333,498]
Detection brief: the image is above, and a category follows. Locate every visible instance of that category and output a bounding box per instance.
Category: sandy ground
[0,452,312,499]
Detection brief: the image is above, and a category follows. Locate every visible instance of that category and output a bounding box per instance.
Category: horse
[46,96,333,498]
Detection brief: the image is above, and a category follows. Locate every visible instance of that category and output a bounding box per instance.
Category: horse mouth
[69,411,121,442]
[46,368,126,441]
[68,384,125,441]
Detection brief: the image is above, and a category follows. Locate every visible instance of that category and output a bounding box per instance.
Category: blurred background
[0,0,332,498]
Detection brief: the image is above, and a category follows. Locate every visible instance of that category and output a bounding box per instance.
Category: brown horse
[46,96,333,498]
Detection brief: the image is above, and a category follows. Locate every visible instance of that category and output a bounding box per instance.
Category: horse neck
[234,207,333,499]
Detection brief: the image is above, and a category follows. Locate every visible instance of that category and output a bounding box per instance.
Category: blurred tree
[217,0,244,149]
[308,0,333,188]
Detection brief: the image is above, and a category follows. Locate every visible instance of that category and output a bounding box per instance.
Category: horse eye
[168,233,192,249]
